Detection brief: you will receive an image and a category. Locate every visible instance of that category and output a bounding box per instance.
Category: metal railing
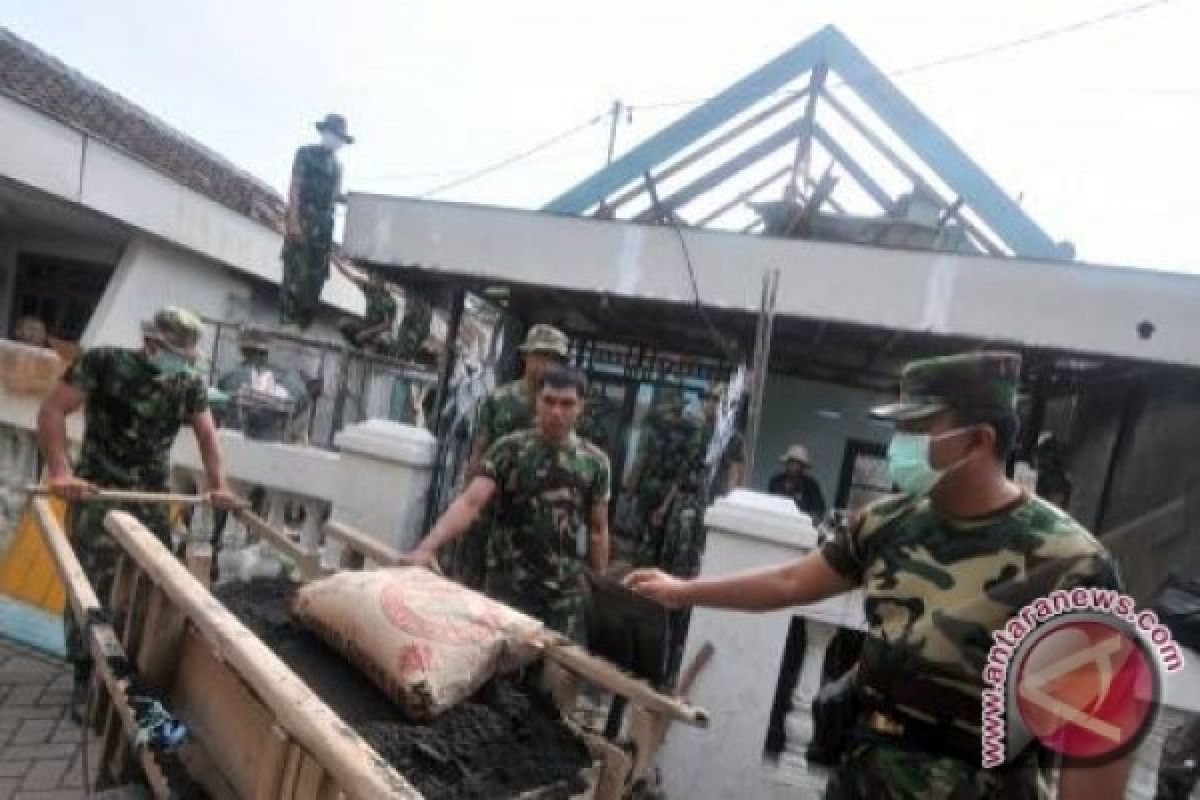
[201,320,439,448]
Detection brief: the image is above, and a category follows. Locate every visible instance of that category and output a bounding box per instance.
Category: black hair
[537,365,587,397]
[954,411,1019,459]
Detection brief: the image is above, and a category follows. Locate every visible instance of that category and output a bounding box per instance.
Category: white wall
[751,375,892,504]
[82,237,251,350]
[0,93,362,316]
[344,194,1200,369]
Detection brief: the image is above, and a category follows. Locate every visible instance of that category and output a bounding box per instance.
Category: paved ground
[0,637,95,799]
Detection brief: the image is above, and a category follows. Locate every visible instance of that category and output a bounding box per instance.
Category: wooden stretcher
[29,498,709,799]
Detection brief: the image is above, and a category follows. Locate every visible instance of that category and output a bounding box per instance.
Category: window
[9,253,114,341]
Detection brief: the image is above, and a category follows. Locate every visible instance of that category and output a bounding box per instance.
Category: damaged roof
[0,26,286,233]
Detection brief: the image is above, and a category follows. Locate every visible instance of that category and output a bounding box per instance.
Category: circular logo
[1009,613,1159,763]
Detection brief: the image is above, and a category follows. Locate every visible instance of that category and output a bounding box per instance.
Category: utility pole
[605,99,624,167]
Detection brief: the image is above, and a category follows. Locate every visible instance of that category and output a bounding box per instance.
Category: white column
[779,620,836,793]
[331,419,436,552]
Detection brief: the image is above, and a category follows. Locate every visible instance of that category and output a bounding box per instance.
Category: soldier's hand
[624,568,689,610]
[46,474,98,502]
[395,548,437,570]
[206,487,244,511]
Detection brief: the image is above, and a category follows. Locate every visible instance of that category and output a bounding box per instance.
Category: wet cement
[216,578,592,800]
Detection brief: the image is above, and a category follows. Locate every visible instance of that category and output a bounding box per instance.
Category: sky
[2,0,1198,272]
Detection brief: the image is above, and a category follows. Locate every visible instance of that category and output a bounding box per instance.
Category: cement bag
[292,567,544,719]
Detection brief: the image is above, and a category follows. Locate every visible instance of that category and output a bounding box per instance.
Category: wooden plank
[582,732,631,800]
[322,521,401,567]
[135,587,187,690]
[238,509,321,579]
[186,543,214,589]
[121,569,145,653]
[253,725,291,800]
[539,639,709,728]
[296,754,326,800]
[173,631,280,796]
[280,745,303,800]
[105,511,420,799]
[28,498,177,800]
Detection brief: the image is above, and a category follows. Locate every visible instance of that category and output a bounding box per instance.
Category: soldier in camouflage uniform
[404,366,610,642]
[335,260,397,350]
[387,290,434,363]
[624,387,700,568]
[216,328,312,441]
[627,352,1130,799]
[280,113,352,330]
[453,324,569,588]
[37,308,240,719]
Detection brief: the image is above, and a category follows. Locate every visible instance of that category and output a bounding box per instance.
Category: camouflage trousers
[65,501,172,685]
[824,739,1047,800]
[484,573,587,645]
[280,236,331,329]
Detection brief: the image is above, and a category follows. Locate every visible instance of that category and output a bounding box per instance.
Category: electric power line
[414,112,606,198]
[361,0,1175,194]
[627,0,1175,113]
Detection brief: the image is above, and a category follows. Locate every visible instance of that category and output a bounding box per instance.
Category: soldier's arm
[36,382,95,499]
[587,502,610,572]
[190,410,240,510]
[405,476,497,565]
[1057,754,1132,800]
[626,551,854,612]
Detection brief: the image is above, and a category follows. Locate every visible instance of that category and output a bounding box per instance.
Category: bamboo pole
[102,510,421,800]
[26,486,213,506]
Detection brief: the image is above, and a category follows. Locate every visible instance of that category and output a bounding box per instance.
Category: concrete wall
[344,194,1200,369]
[751,375,891,502]
[0,93,362,316]
[1065,376,1200,607]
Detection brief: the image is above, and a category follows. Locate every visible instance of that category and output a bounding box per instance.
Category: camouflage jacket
[481,430,611,615]
[395,295,432,354]
[289,144,341,238]
[362,284,398,328]
[476,380,535,450]
[66,347,208,490]
[820,492,1123,746]
[635,411,700,508]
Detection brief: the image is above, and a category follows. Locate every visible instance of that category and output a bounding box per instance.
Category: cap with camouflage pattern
[141,307,203,360]
[869,351,1021,422]
[518,324,569,358]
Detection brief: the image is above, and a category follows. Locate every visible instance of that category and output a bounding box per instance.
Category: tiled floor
[0,637,94,799]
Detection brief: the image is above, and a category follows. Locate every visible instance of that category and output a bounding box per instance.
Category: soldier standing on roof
[402,366,611,643]
[454,324,569,586]
[627,352,1131,800]
[36,307,241,721]
[280,113,353,330]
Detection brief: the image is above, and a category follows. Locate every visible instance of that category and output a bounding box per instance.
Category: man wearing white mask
[280,113,353,330]
[626,351,1129,800]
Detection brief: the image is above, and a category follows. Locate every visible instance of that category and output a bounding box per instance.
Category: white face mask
[320,131,347,151]
[886,427,974,497]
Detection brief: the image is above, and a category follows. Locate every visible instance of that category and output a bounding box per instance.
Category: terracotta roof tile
[0,27,286,234]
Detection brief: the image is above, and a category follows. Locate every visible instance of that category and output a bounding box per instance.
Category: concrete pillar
[657,490,864,800]
[332,419,436,553]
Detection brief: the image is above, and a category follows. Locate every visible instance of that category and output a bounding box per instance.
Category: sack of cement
[292,567,545,719]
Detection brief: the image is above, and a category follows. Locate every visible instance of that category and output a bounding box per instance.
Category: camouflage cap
[518,324,569,358]
[141,307,203,360]
[870,351,1021,422]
